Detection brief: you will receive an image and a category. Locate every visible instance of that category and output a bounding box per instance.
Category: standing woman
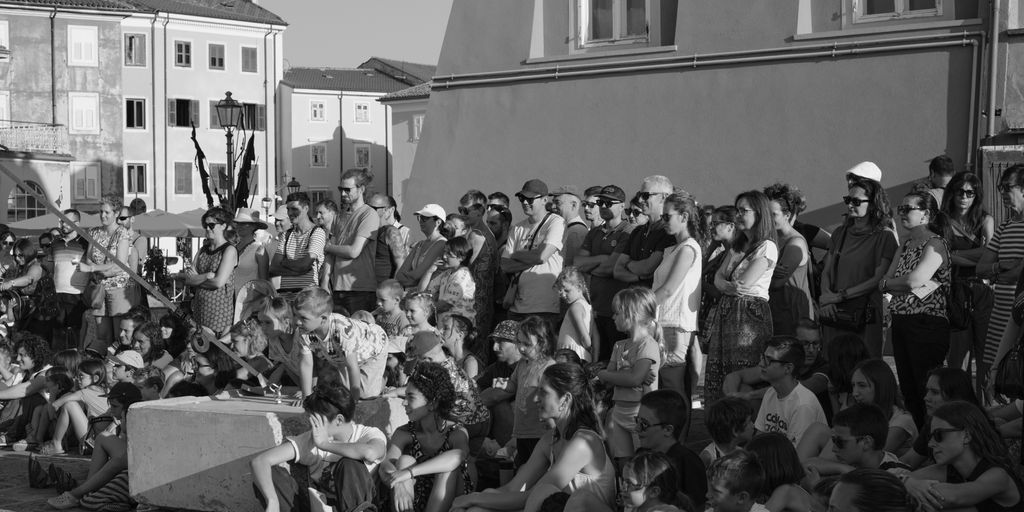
[977,164,1024,397]
[764,183,815,336]
[652,192,705,402]
[819,178,897,359]
[181,207,237,336]
[459,190,497,335]
[700,206,738,335]
[879,191,950,427]
[940,172,994,391]
[395,204,448,290]
[231,208,269,295]
[704,190,778,402]
[79,194,133,350]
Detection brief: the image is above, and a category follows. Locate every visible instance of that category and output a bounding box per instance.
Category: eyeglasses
[582,201,598,209]
[637,191,667,201]
[203,222,221,230]
[896,205,925,215]
[634,416,668,432]
[596,199,621,208]
[626,208,643,217]
[802,340,822,348]
[843,196,868,207]
[997,183,1021,193]
[735,207,755,216]
[515,194,540,204]
[955,189,977,198]
[929,427,964,443]
[831,435,865,449]
[415,214,436,222]
[760,353,789,366]
[368,205,388,211]
[486,204,508,213]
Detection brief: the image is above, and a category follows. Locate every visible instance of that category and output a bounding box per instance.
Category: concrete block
[128,392,408,511]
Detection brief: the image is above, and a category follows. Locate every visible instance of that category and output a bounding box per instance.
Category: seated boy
[702,397,755,468]
[106,350,144,385]
[753,336,827,446]
[804,403,910,481]
[294,287,388,399]
[637,389,707,509]
[706,449,769,512]
[250,381,386,512]
[373,279,410,346]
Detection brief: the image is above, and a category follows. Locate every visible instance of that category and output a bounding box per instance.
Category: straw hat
[232,208,268,230]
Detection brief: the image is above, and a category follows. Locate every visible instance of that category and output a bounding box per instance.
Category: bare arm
[883,240,946,292]
[598,358,653,388]
[613,253,641,283]
[653,244,697,304]
[625,251,666,278]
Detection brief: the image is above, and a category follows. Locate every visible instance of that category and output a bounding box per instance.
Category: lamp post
[215,91,243,211]
[287,177,301,196]
[261,196,272,221]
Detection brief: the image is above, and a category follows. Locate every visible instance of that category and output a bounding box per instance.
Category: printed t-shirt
[304,314,388,397]
[754,382,827,445]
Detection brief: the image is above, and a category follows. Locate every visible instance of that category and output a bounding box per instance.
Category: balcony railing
[0,121,70,154]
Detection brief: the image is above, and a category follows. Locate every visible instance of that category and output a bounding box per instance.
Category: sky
[258,0,455,70]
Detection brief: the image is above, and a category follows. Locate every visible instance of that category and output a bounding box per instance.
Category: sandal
[38,441,65,456]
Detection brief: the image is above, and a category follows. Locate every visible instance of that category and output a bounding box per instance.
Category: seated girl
[451,363,616,512]
[620,451,696,512]
[20,372,74,453]
[131,322,173,371]
[260,297,309,394]
[0,333,53,446]
[250,381,386,512]
[900,367,979,469]
[903,401,1022,511]
[746,432,813,512]
[39,359,108,456]
[441,314,483,380]
[227,318,273,383]
[382,361,471,512]
[423,236,477,325]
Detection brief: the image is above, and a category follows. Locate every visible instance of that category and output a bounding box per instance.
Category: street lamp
[215,91,243,210]
[261,196,273,220]
[287,177,301,196]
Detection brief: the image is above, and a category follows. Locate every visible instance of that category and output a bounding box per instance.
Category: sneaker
[38,441,65,456]
[12,439,34,452]
[0,432,10,447]
[46,491,79,510]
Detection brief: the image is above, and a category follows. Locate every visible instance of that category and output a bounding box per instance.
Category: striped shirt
[276,225,326,291]
[983,219,1024,363]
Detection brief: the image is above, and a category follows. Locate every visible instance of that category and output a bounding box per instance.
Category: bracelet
[407,468,415,479]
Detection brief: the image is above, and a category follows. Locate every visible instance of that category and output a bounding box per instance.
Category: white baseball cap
[845,161,883,183]
[414,204,446,219]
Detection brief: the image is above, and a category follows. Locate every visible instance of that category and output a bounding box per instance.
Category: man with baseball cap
[550,186,588,266]
[107,350,144,383]
[573,185,634,361]
[501,179,565,327]
[581,185,605,230]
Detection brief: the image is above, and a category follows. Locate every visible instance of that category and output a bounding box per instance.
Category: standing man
[313,199,339,234]
[368,193,409,284]
[322,168,379,314]
[500,179,564,327]
[923,154,955,205]
[581,185,604,229]
[614,175,676,287]
[52,209,90,349]
[550,186,588,267]
[486,192,511,221]
[574,185,633,361]
[271,192,325,297]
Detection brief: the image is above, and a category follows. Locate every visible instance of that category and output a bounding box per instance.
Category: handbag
[947,273,973,331]
[994,336,1024,400]
[819,226,876,332]
[83,227,121,309]
[502,213,553,310]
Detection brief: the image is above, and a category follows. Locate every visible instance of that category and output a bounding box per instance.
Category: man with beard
[582,185,604,229]
[322,168,380,314]
[51,209,90,349]
[573,185,633,362]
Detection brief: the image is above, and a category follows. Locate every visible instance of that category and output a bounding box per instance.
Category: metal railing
[0,121,70,154]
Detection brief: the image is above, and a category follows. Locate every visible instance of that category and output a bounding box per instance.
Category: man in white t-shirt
[500,179,564,326]
[250,382,386,512]
[754,335,827,446]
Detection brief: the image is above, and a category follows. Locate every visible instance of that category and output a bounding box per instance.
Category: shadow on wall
[288,126,390,204]
[0,156,123,225]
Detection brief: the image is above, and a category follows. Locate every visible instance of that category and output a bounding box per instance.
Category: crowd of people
[0,161,1022,512]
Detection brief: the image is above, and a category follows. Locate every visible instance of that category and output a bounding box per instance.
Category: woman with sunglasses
[180,207,237,336]
[819,178,896,359]
[879,191,950,427]
[0,230,16,278]
[459,189,498,335]
[78,194,134,350]
[901,367,979,469]
[904,401,1022,512]
[395,204,448,289]
[625,195,649,226]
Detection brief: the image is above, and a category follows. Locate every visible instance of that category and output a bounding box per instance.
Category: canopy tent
[132,209,200,237]
[8,212,101,235]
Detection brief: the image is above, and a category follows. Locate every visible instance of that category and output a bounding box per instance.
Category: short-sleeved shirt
[503,214,565,314]
[304,313,388,397]
[623,220,676,288]
[754,383,828,445]
[582,221,634,316]
[508,357,555,439]
[51,236,89,295]
[330,204,380,292]
[722,241,779,300]
[828,224,898,291]
[87,226,131,289]
[276,224,326,290]
[608,335,660,403]
[286,423,386,482]
[562,217,589,267]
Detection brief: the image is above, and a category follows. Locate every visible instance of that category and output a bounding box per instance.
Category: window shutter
[167,99,176,126]
[138,36,146,66]
[86,164,99,199]
[257,105,266,131]
[209,100,220,129]
[190,99,199,128]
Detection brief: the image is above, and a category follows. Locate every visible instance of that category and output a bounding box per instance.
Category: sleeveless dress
[404,422,472,511]
[769,232,814,336]
[945,458,1023,512]
[191,243,235,335]
[550,429,616,508]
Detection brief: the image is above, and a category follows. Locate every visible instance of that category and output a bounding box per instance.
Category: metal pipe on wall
[987,0,1001,137]
[162,14,170,212]
[49,8,56,125]
[151,12,158,209]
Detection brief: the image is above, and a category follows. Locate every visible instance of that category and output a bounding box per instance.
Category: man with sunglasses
[367,193,409,284]
[323,168,380,315]
[500,179,564,326]
[752,335,827,446]
[573,185,633,362]
[485,192,511,221]
[613,175,677,288]
[581,185,604,230]
[804,404,909,480]
[549,185,588,266]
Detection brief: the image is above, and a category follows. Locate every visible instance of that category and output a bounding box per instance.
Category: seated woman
[900,367,979,469]
[39,359,109,456]
[131,322,174,371]
[746,432,814,512]
[0,333,52,445]
[903,401,1022,512]
[0,238,50,338]
[451,363,616,512]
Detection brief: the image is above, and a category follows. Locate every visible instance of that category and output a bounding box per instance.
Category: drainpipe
[384,104,390,195]
[162,14,170,211]
[264,26,271,202]
[987,0,1001,138]
[50,8,57,125]
[271,31,278,200]
[151,12,158,209]
[967,36,980,168]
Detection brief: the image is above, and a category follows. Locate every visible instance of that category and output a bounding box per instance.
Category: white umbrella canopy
[8,212,101,236]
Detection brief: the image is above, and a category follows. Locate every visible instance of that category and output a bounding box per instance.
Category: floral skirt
[703,295,773,403]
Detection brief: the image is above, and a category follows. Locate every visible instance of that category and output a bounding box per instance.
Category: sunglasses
[929,427,964,443]
[203,222,221,230]
[954,189,977,198]
[368,205,388,211]
[896,205,925,215]
[515,194,541,204]
[486,204,508,213]
[339,186,356,193]
[582,201,598,208]
[117,216,131,221]
[843,196,868,207]
[634,416,668,432]
[637,191,667,201]
[415,214,437,222]
[596,199,621,208]
[626,208,643,217]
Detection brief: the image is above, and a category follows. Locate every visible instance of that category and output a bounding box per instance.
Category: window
[208,44,224,70]
[241,46,258,73]
[354,143,370,168]
[174,41,191,67]
[69,92,99,134]
[854,0,940,22]
[126,98,145,129]
[578,0,648,47]
[310,101,325,122]
[167,98,199,128]
[242,103,266,131]
[124,33,146,66]
[68,25,98,66]
[209,163,229,192]
[1,20,11,60]
[126,163,147,194]
[174,162,193,195]
[412,114,424,142]
[72,162,100,201]
[309,189,330,205]
[311,144,326,167]
[354,102,369,123]
[7,180,47,222]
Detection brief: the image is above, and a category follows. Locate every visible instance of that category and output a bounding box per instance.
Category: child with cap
[107,350,144,385]
[476,320,524,450]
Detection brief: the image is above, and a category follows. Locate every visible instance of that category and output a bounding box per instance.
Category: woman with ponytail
[764,182,816,336]
[451,363,616,512]
[653,192,705,403]
[879,191,951,427]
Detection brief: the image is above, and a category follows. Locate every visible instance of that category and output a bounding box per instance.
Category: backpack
[33,273,59,321]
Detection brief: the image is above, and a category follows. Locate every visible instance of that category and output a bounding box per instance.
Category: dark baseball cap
[596,185,626,203]
[101,382,143,404]
[517,179,549,199]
